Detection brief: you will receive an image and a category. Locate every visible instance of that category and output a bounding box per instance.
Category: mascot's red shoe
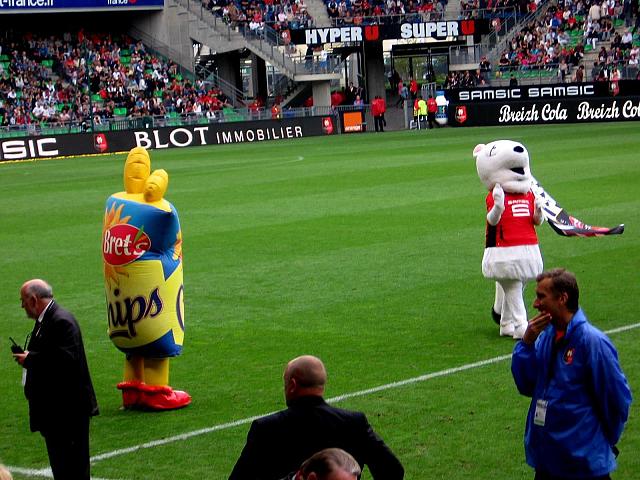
[138,383,192,410]
[117,381,143,408]
[117,381,191,410]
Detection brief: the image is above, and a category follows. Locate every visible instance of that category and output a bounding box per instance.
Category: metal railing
[171,0,343,77]
[330,7,518,26]
[0,106,337,139]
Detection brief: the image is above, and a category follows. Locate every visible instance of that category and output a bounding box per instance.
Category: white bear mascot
[474,140,544,339]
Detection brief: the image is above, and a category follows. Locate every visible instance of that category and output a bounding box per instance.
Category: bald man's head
[283,355,327,403]
[20,279,53,320]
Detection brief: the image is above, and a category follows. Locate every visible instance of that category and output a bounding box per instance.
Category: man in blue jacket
[512,268,632,480]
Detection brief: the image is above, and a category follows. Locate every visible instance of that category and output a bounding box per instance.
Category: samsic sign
[447,81,640,103]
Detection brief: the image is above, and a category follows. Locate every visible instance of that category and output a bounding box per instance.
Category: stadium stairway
[303,0,331,26]
[166,0,341,83]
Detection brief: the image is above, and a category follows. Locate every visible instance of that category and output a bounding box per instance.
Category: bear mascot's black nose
[514,146,524,153]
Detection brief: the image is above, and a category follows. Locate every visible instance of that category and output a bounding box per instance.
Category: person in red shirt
[271,103,282,119]
[426,95,437,129]
[371,95,386,132]
[409,78,418,99]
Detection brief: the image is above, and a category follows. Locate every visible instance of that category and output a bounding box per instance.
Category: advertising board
[0,0,164,13]
[0,116,336,162]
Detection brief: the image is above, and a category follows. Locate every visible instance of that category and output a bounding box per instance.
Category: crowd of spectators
[459,0,534,20]
[495,4,587,74]
[493,0,638,78]
[443,68,491,87]
[327,0,448,26]
[0,29,234,130]
[203,0,314,34]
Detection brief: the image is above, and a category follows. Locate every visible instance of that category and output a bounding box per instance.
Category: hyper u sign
[295,20,487,45]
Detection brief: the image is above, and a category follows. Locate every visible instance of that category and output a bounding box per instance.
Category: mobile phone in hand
[10,337,24,354]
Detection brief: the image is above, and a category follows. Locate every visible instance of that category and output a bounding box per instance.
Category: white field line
[10,322,640,478]
[6,466,120,480]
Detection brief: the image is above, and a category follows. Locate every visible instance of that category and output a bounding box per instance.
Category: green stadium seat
[114,107,128,117]
[41,59,54,68]
[120,56,131,65]
[166,111,181,126]
[0,54,8,61]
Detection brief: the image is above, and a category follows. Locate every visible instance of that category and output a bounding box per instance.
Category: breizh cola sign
[448,81,640,127]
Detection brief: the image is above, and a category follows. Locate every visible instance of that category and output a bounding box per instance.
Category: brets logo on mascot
[474,140,625,339]
[475,140,544,339]
[103,147,191,410]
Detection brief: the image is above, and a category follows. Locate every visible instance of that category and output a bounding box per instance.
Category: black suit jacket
[229,395,404,480]
[24,301,99,433]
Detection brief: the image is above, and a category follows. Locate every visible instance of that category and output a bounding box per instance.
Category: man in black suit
[229,355,404,480]
[13,279,99,480]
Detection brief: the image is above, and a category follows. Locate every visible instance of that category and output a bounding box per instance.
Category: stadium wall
[0,116,337,162]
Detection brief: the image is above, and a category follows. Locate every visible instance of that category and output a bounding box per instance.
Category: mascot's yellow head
[144,169,169,203]
[124,147,151,194]
[474,140,532,194]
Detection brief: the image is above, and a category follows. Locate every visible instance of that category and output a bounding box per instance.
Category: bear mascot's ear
[473,144,485,159]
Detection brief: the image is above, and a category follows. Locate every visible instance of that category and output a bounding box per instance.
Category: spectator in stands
[588,0,601,21]
[558,58,570,81]
[480,56,492,73]
[228,355,404,480]
[621,28,633,49]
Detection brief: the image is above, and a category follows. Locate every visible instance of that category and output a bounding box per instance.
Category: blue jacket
[511,309,632,478]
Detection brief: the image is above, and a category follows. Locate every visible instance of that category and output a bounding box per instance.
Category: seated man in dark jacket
[229,355,404,480]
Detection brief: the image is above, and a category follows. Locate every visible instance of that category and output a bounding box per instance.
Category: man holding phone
[511,269,632,480]
[12,279,99,480]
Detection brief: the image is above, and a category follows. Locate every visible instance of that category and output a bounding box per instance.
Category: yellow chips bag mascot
[103,147,191,410]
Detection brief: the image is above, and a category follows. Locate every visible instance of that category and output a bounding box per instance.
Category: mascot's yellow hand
[124,147,151,194]
[144,169,169,203]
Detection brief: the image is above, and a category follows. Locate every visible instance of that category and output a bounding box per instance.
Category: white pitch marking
[89,321,640,464]
[6,466,120,480]
[12,322,640,476]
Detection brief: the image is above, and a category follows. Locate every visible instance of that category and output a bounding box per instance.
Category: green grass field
[1,122,639,479]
